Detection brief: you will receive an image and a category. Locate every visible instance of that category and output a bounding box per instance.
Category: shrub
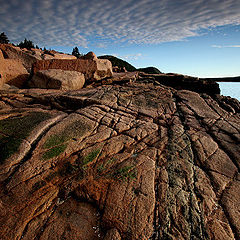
[0,32,9,44]
[18,38,35,50]
[72,47,82,58]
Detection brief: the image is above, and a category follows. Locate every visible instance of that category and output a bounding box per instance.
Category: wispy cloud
[212,44,240,48]
[121,53,143,60]
[0,0,240,48]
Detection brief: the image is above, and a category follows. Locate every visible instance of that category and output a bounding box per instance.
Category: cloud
[120,53,143,60]
[0,0,240,47]
[212,44,240,48]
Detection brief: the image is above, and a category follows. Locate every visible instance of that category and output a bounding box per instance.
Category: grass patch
[0,112,51,164]
[41,120,91,160]
[0,112,50,138]
[82,149,101,166]
[113,165,137,182]
[42,144,67,160]
[43,135,67,149]
[0,136,22,164]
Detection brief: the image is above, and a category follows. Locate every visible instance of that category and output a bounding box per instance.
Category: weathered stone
[81,51,97,60]
[138,72,220,95]
[0,44,40,72]
[0,49,4,59]
[29,69,85,90]
[104,228,121,240]
[0,83,239,240]
[0,58,29,88]
[31,57,112,82]
[0,44,77,72]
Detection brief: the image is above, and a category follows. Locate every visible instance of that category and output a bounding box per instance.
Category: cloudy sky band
[0,0,240,47]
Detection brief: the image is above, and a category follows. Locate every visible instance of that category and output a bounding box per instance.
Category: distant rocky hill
[98,55,162,74]
[137,66,162,74]
[0,44,239,240]
[98,55,137,72]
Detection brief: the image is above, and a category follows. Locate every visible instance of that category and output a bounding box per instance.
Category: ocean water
[218,82,240,101]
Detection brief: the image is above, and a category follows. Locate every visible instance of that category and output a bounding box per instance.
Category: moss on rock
[0,112,51,163]
[41,119,91,160]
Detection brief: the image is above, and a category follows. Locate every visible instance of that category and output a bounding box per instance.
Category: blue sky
[1,0,240,77]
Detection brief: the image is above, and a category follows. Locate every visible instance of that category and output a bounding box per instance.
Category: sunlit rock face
[29,69,85,90]
[0,82,239,240]
[31,55,113,82]
[0,44,77,72]
[0,57,29,88]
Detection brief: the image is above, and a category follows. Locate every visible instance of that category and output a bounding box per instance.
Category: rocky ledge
[0,81,239,240]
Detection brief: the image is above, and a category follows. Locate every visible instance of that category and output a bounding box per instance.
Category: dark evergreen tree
[72,47,82,58]
[35,45,39,49]
[17,38,35,50]
[0,32,9,44]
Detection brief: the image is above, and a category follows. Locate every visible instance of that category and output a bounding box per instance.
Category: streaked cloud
[121,53,143,60]
[0,0,240,48]
[212,44,240,48]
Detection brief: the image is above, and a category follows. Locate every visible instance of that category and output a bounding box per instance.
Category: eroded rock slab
[29,69,85,90]
[0,83,239,240]
[32,57,112,82]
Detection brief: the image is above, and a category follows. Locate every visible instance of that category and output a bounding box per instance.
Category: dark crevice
[173,93,210,239]
[174,93,239,239]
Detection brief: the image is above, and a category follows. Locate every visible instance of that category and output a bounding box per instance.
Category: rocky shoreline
[0,44,239,240]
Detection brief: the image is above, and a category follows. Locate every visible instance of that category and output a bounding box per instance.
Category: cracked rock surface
[0,83,239,240]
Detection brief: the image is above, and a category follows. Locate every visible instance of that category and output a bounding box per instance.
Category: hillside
[98,55,137,72]
[98,55,162,74]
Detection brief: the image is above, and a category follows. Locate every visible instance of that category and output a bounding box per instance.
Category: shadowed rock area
[0,81,239,239]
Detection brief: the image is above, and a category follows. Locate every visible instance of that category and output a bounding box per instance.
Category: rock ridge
[0,82,239,239]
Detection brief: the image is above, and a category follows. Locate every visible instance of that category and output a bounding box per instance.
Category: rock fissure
[0,82,239,239]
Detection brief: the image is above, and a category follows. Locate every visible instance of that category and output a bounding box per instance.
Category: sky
[0,0,240,78]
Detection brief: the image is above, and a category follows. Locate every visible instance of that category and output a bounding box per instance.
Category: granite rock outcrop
[0,57,29,88]
[0,44,76,72]
[0,81,239,240]
[31,56,113,82]
[29,69,85,90]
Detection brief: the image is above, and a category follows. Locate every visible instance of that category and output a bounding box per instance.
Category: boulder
[138,72,220,95]
[0,58,29,88]
[42,51,77,60]
[81,51,97,60]
[32,53,112,82]
[0,44,40,72]
[0,44,77,73]
[29,69,85,90]
[0,49,4,59]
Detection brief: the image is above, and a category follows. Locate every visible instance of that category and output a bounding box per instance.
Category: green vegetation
[72,46,83,58]
[43,135,67,149]
[17,38,35,50]
[82,149,101,166]
[113,165,137,182]
[0,137,22,163]
[98,55,162,74]
[41,120,90,160]
[98,55,137,72]
[42,144,67,160]
[0,32,9,44]
[137,67,162,74]
[0,112,51,164]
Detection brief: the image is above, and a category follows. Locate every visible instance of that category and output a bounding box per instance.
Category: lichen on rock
[0,82,239,240]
